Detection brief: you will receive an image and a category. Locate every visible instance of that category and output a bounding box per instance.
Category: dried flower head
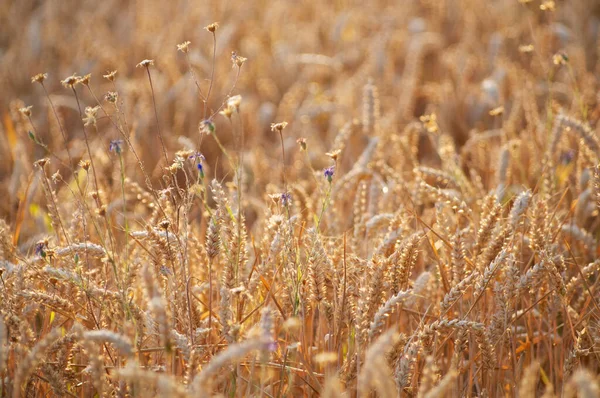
[103,70,117,82]
[159,219,170,230]
[326,149,342,162]
[519,44,534,53]
[31,73,48,84]
[109,139,123,154]
[19,106,33,118]
[176,149,194,159]
[231,51,247,67]
[219,105,234,119]
[105,91,118,103]
[97,205,107,217]
[177,41,191,53]
[271,122,288,133]
[540,1,555,11]
[79,159,91,171]
[297,137,307,151]
[77,74,92,86]
[227,95,242,111]
[34,158,49,168]
[51,170,62,184]
[489,106,504,116]
[420,113,439,133]
[205,22,219,33]
[83,106,101,127]
[61,74,81,88]
[136,59,154,68]
[553,52,568,66]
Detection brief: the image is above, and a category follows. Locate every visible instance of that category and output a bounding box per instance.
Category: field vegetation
[1,0,600,396]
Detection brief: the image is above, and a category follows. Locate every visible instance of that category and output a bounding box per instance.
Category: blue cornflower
[34,240,47,258]
[189,152,205,178]
[281,192,292,207]
[200,119,216,135]
[109,139,123,154]
[324,166,335,183]
[560,149,575,165]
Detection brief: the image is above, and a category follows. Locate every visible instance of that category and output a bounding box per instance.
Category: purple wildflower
[160,265,173,277]
[324,165,335,183]
[109,139,123,154]
[200,119,215,135]
[281,192,292,207]
[267,340,278,352]
[189,152,205,162]
[560,149,575,165]
[34,241,47,258]
[189,152,205,178]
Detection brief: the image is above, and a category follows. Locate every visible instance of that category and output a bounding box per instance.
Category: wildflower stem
[71,87,100,193]
[204,31,217,119]
[185,52,207,101]
[40,83,74,167]
[144,67,169,165]
[279,130,286,190]
[209,66,242,120]
[118,152,129,272]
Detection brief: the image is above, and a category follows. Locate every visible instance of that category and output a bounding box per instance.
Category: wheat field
[1,0,600,397]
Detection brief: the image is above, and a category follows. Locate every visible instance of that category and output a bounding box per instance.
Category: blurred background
[1,0,599,243]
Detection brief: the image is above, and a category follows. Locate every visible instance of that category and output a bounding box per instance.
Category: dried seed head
[61,74,81,88]
[420,113,439,133]
[519,44,534,53]
[219,105,234,119]
[553,52,568,66]
[79,160,91,171]
[177,41,191,53]
[167,163,180,174]
[96,205,107,217]
[77,74,91,86]
[19,106,32,117]
[45,248,56,260]
[297,137,307,150]
[51,170,61,184]
[83,106,101,127]
[231,51,247,67]
[34,158,49,168]
[31,73,48,84]
[489,106,504,116]
[136,59,155,68]
[227,95,242,111]
[103,70,117,82]
[271,121,288,133]
[205,22,219,33]
[540,0,555,11]
[105,91,118,103]
[326,149,342,162]
[159,219,170,230]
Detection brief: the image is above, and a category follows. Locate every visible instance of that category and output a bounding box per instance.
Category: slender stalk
[144,66,169,164]
[204,31,217,119]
